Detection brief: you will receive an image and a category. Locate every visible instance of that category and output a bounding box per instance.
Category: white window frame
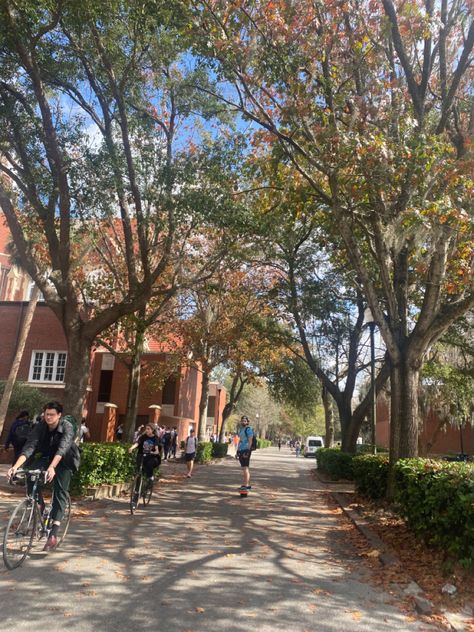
[28,350,68,384]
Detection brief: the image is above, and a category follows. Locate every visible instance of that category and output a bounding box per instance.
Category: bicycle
[129,459,154,515]
[3,469,71,570]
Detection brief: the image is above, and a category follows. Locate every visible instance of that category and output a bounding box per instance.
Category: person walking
[115,423,124,441]
[170,427,178,459]
[184,429,198,478]
[133,425,145,443]
[162,426,171,461]
[80,418,91,443]
[4,410,32,463]
[236,415,254,491]
[278,438,282,451]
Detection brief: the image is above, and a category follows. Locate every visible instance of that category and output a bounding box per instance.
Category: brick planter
[84,480,132,500]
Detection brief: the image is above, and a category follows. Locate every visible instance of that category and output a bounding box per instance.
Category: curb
[316,473,470,631]
[332,491,400,568]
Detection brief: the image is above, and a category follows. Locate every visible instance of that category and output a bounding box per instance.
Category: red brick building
[0,215,226,444]
[0,300,226,444]
[376,395,474,456]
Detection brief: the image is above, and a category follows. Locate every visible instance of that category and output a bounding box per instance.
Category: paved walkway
[0,448,441,631]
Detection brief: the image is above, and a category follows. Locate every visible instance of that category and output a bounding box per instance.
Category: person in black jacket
[7,401,80,552]
[4,410,31,462]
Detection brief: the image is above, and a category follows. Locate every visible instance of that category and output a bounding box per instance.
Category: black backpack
[13,420,32,443]
[246,427,258,451]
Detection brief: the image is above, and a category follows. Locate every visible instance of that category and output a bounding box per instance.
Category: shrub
[315,448,354,480]
[212,442,228,458]
[196,441,213,464]
[0,381,46,417]
[395,458,474,567]
[257,438,272,449]
[71,442,136,494]
[356,444,388,454]
[352,454,389,499]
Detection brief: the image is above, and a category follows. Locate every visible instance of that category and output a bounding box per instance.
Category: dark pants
[27,458,72,523]
[137,454,160,478]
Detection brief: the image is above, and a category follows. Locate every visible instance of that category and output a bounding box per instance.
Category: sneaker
[186,474,191,478]
[43,534,58,551]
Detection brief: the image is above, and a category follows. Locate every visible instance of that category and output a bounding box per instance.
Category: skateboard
[239,486,250,497]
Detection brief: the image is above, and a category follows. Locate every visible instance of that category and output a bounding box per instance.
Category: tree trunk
[124,353,142,442]
[399,362,421,458]
[322,386,334,448]
[218,373,248,441]
[197,370,210,442]
[62,333,93,422]
[339,399,356,453]
[124,320,146,442]
[0,286,41,435]
[218,401,235,442]
[386,355,420,497]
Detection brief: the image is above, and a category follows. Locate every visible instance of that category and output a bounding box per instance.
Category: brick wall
[0,302,67,443]
[375,394,474,456]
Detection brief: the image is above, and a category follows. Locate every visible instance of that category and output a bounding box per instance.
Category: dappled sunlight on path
[0,450,444,631]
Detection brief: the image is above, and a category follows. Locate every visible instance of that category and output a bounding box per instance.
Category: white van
[304,436,324,457]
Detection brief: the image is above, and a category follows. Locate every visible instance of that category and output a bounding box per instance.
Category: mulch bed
[347,495,474,618]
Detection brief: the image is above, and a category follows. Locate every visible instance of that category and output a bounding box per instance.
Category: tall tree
[171,265,281,441]
[193,0,474,462]
[0,0,233,419]
[246,168,389,452]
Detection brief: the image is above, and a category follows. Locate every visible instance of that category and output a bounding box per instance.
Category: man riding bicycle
[7,401,80,551]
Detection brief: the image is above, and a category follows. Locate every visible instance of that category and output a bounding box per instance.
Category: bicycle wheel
[3,499,37,570]
[54,494,71,548]
[130,474,142,515]
[142,478,153,506]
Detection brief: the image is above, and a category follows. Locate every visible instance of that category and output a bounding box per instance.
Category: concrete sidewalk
[0,448,442,631]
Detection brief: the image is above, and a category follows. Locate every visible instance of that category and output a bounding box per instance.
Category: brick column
[148,405,162,426]
[102,403,118,442]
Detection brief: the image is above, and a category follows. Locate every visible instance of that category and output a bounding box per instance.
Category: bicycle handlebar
[9,468,47,484]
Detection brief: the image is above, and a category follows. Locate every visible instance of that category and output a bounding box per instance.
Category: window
[98,370,113,402]
[162,376,177,405]
[29,351,67,383]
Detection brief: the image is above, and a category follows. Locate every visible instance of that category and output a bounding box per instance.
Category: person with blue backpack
[236,415,256,492]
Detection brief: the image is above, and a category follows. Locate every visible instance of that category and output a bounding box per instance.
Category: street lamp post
[364,308,377,455]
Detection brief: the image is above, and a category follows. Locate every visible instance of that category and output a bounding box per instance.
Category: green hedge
[352,454,389,499]
[196,441,213,463]
[212,442,228,458]
[71,442,136,494]
[356,444,388,454]
[257,438,272,449]
[315,448,354,480]
[395,458,474,567]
